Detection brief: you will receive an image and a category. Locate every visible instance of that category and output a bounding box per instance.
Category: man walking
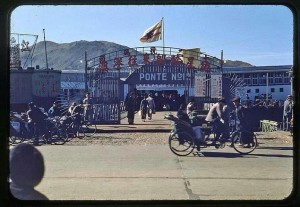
[146,94,156,120]
[283,95,293,131]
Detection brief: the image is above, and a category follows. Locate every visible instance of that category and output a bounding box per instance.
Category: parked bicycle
[9,112,67,146]
[10,112,31,144]
[58,114,97,142]
[165,114,257,156]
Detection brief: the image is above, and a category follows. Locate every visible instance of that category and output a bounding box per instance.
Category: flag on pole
[140,20,162,43]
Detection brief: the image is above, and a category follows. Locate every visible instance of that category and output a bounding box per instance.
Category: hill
[20,41,253,70]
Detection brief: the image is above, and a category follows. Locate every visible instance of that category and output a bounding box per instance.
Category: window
[275,78,283,84]
[284,77,290,84]
[244,73,251,78]
[259,79,266,85]
[280,88,284,92]
[253,79,258,85]
[268,78,274,84]
[255,89,259,93]
[271,88,275,93]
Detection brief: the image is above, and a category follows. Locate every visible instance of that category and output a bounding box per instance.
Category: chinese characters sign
[32,72,61,97]
[210,74,222,98]
[194,72,207,97]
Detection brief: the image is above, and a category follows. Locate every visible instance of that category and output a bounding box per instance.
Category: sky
[10,5,293,66]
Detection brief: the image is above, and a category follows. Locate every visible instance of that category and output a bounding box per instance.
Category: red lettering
[187,57,194,69]
[114,57,123,69]
[128,55,137,67]
[156,54,166,65]
[124,49,130,56]
[99,56,108,72]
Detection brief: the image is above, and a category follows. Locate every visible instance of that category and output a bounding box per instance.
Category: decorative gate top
[86,46,223,72]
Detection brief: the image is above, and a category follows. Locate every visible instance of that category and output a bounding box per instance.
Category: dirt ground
[65,130,293,146]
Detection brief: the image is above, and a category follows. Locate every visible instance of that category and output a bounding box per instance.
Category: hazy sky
[10,5,293,66]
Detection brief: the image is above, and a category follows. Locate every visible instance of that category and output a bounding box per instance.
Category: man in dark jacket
[27,102,48,145]
[126,92,136,124]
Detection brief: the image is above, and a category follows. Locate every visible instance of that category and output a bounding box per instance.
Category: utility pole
[84,51,88,93]
[266,72,269,101]
[43,29,49,69]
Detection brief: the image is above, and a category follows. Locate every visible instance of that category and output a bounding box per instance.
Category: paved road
[9,111,294,201]
[34,143,293,200]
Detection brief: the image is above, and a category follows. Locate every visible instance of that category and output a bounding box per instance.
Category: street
[25,112,294,201]
[34,143,293,200]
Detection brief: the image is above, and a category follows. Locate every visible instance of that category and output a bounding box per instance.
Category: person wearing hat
[48,101,61,118]
[205,97,229,143]
[283,95,293,131]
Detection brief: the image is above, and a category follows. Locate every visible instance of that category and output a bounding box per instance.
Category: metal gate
[85,46,223,123]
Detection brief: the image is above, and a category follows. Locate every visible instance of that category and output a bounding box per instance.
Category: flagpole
[162,17,165,55]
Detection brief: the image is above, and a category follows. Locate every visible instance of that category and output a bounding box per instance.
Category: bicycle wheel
[232,130,257,154]
[81,122,97,137]
[9,127,25,144]
[49,126,66,145]
[77,125,85,139]
[169,131,195,156]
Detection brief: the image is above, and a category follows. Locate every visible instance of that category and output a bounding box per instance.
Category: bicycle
[59,114,97,141]
[78,119,97,138]
[30,118,67,145]
[165,114,258,156]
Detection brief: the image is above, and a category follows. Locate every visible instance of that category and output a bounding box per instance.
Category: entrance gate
[85,46,223,124]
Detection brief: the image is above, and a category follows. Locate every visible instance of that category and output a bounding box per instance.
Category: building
[61,64,292,105]
[223,65,292,103]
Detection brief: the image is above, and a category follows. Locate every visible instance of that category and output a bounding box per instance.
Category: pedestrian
[230,96,251,148]
[283,95,293,131]
[71,100,84,137]
[146,94,156,120]
[125,92,136,124]
[140,95,149,122]
[9,143,48,200]
[48,101,61,117]
[83,92,94,123]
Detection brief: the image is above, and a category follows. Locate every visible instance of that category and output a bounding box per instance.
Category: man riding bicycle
[205,97,230,144]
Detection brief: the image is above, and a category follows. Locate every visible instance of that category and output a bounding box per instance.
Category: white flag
[140,20,162,43]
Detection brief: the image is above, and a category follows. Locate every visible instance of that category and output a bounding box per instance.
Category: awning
[61,82,85,89]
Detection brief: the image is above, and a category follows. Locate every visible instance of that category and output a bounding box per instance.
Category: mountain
[223,60,253,67]
[20,40,253,70]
